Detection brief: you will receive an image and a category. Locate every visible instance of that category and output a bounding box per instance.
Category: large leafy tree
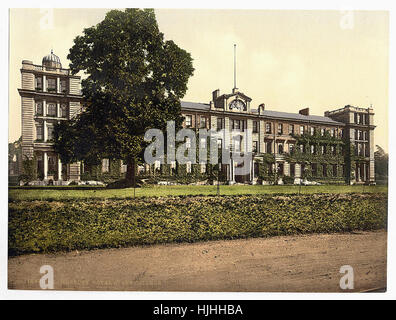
[374,145,388,183]
[54,9,194,184]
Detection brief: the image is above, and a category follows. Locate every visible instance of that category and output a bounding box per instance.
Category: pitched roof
[180,101,344,126]
[181,101,210,111]
[259,110,344,125]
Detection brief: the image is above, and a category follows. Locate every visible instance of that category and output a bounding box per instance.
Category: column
[58,158,62,181]
[43,152,48,180]
[57,101,60,118]
[43,120,48,142]
[228,160,232,181]
[43,75,46,92]
[232,160,235,182]
[43,99,46,116]
[57,77,60,93]
[363,163,367,182]
[251,159,255,181]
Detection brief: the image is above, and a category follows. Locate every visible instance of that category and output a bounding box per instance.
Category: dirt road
[8,230,387,292]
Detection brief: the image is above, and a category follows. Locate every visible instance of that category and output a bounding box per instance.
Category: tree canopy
[54,9,194,182]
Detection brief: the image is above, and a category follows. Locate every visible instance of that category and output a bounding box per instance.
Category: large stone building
[18,51,83,184]
[180,87,375,184]
[18,52,375,185]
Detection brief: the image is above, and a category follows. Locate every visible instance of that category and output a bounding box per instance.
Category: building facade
[18,51,83,184]
[180,87,376,184]
[18,52,375,185]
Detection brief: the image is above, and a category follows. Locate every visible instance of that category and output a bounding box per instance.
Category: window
[47,78,56,91]
[200,138,206,149]
[289,143,295,154]
[312,164,317,176]
[278,143,284,154]
[253,121,258,133]
[217,117,223,130]
[310,127,315,135]
[289,124,294,134]
[320,145,325,155]
[36,102,43,115]
[217,139,222,149]
[234,137,241,152]
[265,123,272,134]
[200,116,207,128]
[354,113,358,124]
[233,120,241,130]
[323,164,327,177]
[253,141,258,153]
[333,164,337,177]
[36,124,43,140]
[185,115,192,127]
[60,104,68,118]
[60,79,67,93]
[102,159,110,173]
[331,128,335,137]
[278,123,283,135]
[300,125,304,135]
[47,103,57,117]
[266,141,272,153]
[290,163,295,177]
[340,129,344,138]
[35,77,42,90]
[47,125,54,141]
[321,128,325,136]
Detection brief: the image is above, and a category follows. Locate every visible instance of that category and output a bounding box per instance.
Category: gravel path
[8,230,387,292]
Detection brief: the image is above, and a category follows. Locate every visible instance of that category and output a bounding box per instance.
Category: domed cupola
[42,49,62,69]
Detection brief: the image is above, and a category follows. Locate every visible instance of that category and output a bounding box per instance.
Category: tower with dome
[18,50,83,184]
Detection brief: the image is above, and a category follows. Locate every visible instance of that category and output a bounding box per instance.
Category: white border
[1,0,395,300]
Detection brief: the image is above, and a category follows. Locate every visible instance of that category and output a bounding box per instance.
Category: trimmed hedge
[8,193,387,256]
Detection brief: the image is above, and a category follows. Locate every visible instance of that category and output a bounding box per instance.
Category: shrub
[8,193,387,256]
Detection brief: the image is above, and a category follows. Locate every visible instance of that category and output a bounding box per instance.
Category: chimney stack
[212,89,220,102]
[258,103,265,115]
[299,108,309,116]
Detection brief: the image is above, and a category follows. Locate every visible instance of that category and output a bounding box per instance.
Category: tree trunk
[126,157,136,186]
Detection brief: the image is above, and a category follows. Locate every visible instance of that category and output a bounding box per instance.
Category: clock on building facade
[229,99,246,111]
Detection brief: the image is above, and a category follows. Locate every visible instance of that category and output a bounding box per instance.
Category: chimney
[299,108,309,116]
[212,89,220,102]
[258,103,265,115]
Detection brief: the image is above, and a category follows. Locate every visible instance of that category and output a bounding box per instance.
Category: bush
[283,176,295,185]
[8,193,387,256]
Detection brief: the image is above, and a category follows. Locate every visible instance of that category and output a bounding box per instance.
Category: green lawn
[9,184,388,201]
